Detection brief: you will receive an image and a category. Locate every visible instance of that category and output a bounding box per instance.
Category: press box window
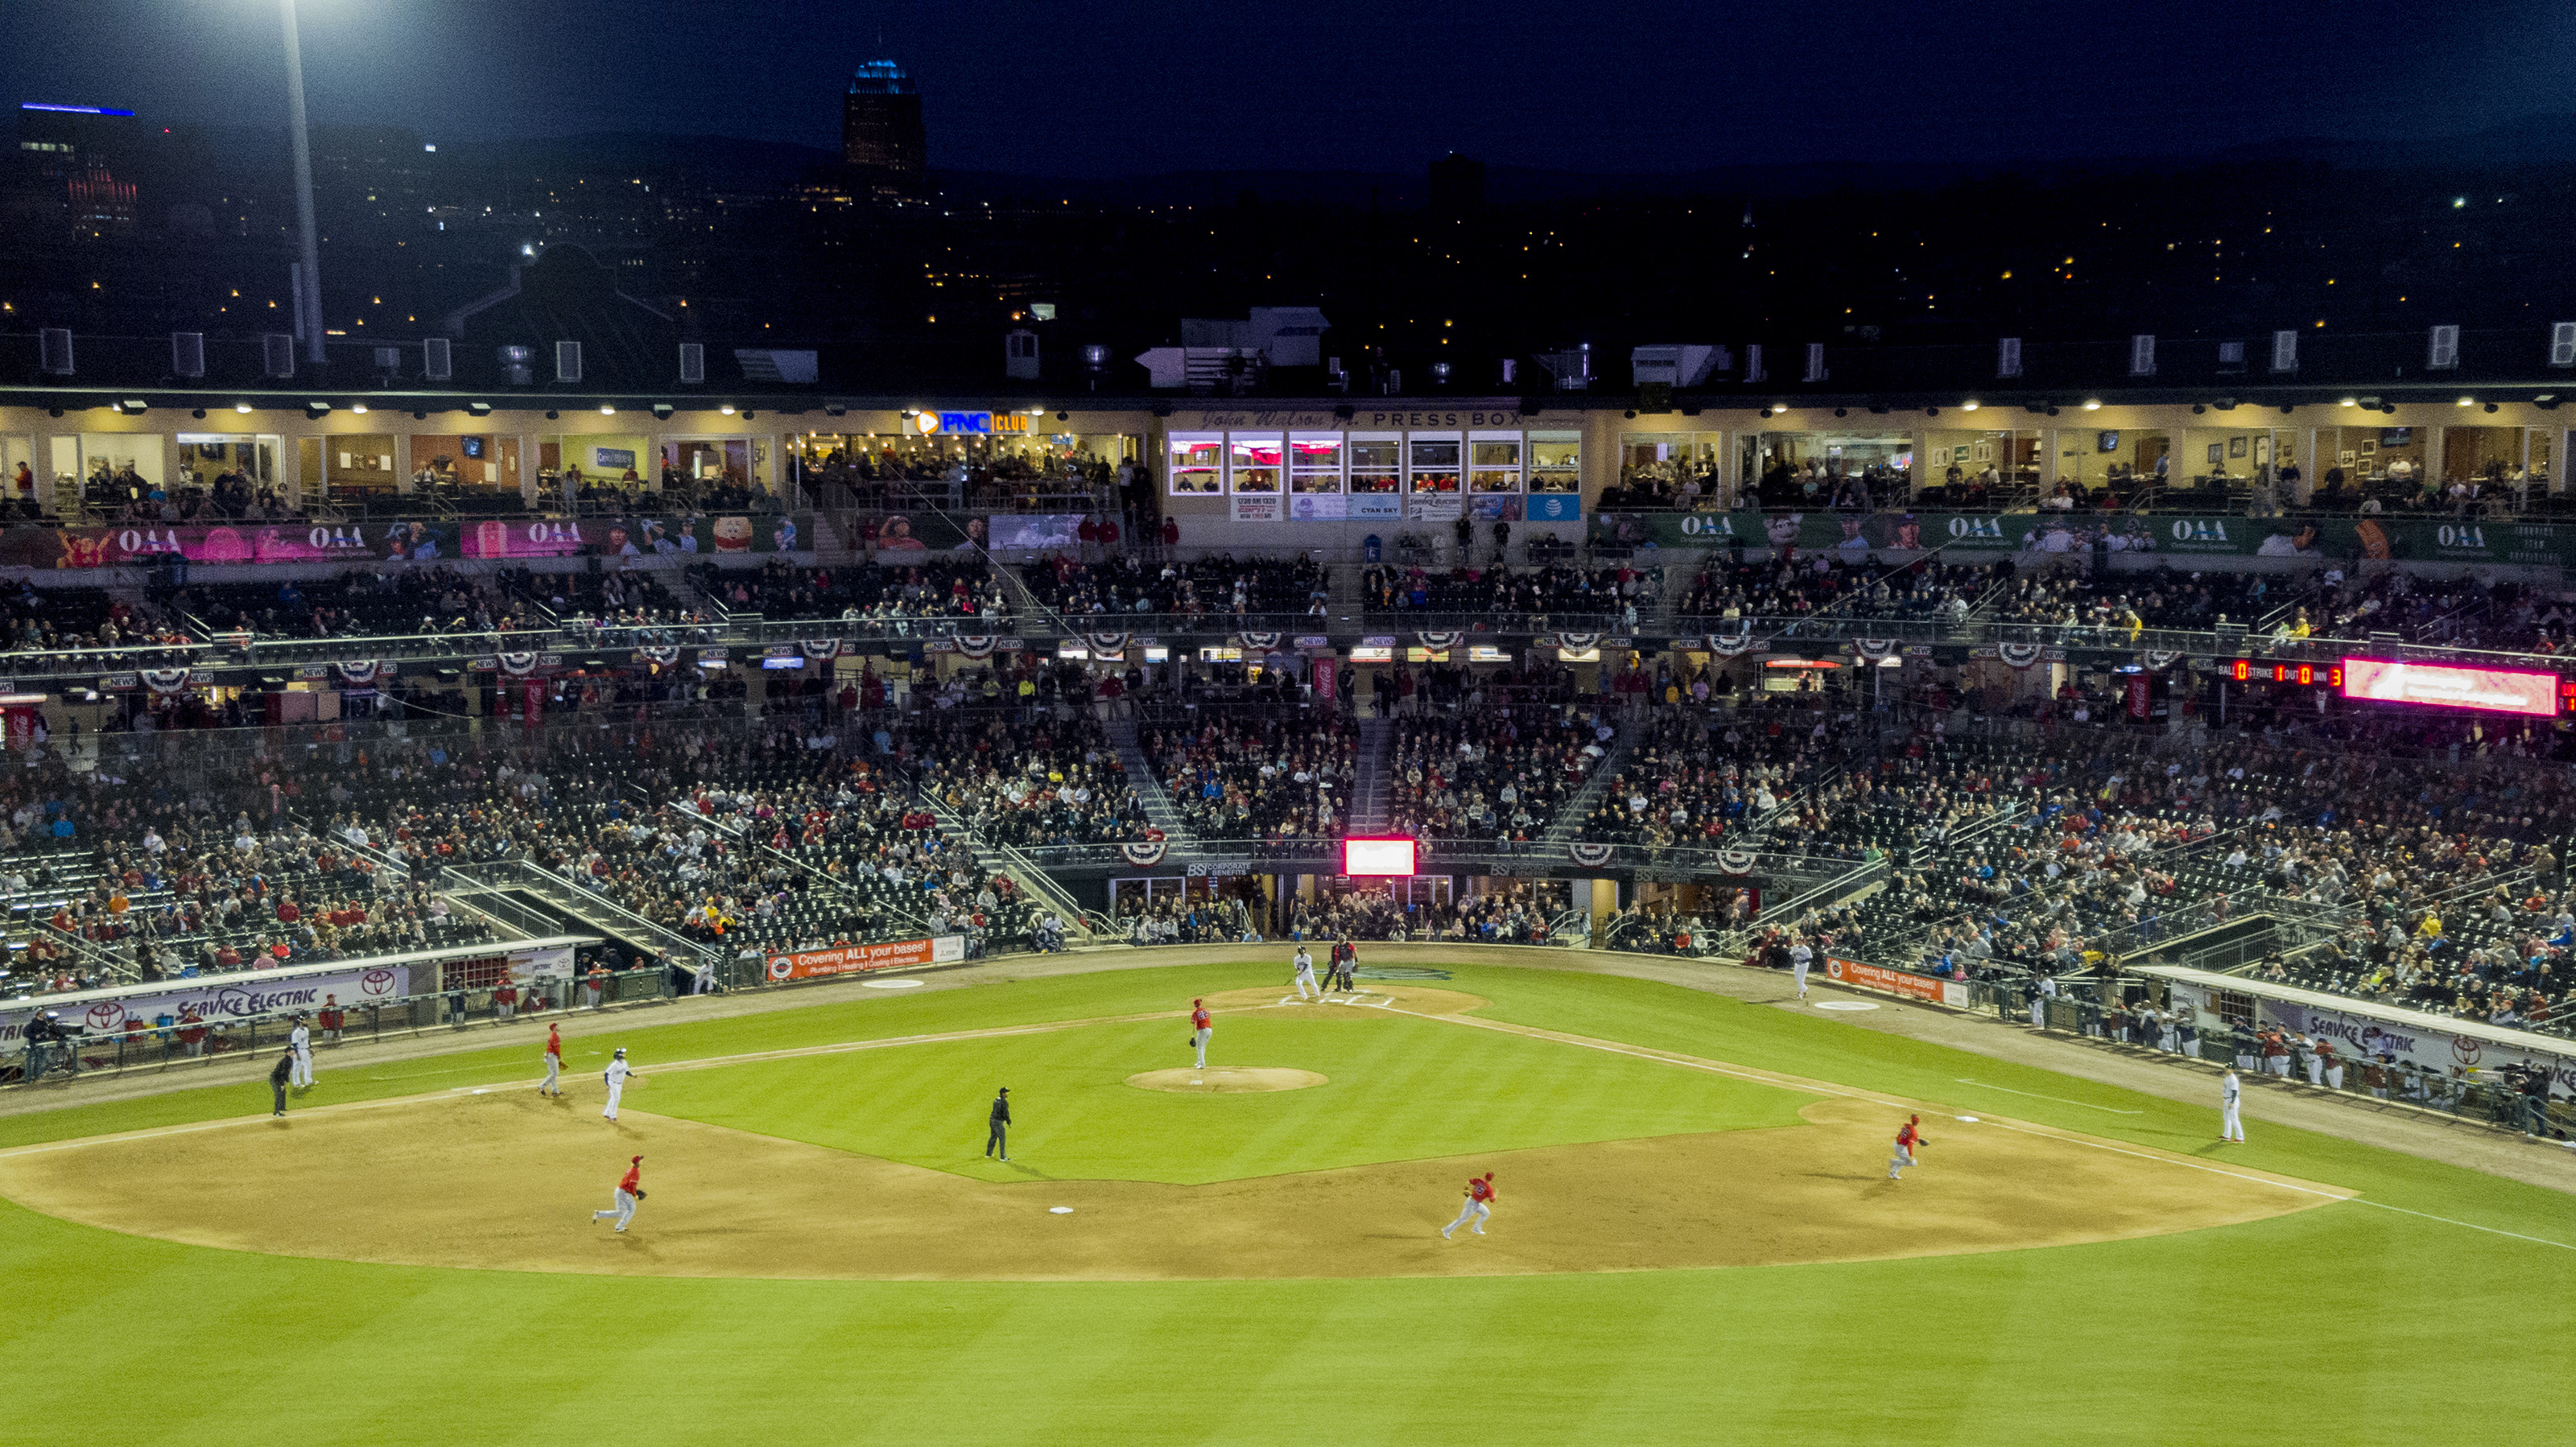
[1290,434,1344,494]
[1228,434,1282,494]
[1166,434,1223,495]
[1349,435,1402,494]
[1469,434,1523,493]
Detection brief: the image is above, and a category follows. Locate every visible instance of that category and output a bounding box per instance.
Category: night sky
[4,0,2569,176]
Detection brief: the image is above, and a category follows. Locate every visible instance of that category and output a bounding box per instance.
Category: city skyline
[3,0,2571,179]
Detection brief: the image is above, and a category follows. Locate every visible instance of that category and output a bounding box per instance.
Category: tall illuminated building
[841,60,926,178]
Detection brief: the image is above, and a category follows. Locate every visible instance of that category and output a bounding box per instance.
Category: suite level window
[1408,436,1461,494]
[1469,435,1522,493]
[1228,435,1282,493]
[1350,435,1401,493]
[1167,434,1223,494]
[1530,432,1581,492]
[1290,434,1344,494]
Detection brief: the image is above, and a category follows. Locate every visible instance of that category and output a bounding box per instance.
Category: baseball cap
[631,1155,642,1165]
[613,1047,626,1057]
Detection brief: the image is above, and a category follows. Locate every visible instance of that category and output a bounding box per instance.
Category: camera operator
[22,1009,60,1082]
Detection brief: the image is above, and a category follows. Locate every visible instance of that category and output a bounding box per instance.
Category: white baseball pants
[1193,1027,1211,1067]
[592,1189,637,1231]
[1294,967,1319,1000]
[1443,1199,1490,1236]
[543,1054,560,1093]
[1889,1145,1915,1179]
[290,1047,313,1087]
[603,1081,625,1120]
[2222,1103,2244,1142]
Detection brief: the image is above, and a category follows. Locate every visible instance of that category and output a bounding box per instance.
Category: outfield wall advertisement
[1824,955,1971,1008]
[0,964,413,1053]
[764,934,965,981]
[2165,979,2576,1094]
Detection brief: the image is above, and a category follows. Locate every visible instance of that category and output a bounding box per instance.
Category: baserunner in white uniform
[2219,1068,2246,1143]
[602,1047,638,1121]
[1790,937,1812,1001]
[1291,946,1320,1001]
[287,1015,314,1088]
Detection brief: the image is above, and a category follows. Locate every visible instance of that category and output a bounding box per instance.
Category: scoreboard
[2225,656,2572,716]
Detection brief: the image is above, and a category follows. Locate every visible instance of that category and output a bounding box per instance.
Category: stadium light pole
[278,0,327,365]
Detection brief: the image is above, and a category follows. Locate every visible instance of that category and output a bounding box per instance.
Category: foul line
[1952,1078,2146,1115]
[12,993,2569,1253]
[2340,1197,2576,1251]
[1381,1005,2359,1204]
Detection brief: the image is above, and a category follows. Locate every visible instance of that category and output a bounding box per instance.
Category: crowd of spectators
[1361,562,1647,628]
[1384,709,1610,847]
[1680,556,1988,625]
[697,559,1005,627]
[1141,705,1356,840]
[911,711,1146,848]
[1021,553,1323,621]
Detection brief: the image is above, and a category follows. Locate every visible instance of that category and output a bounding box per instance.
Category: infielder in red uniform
[1889,1115,1926,1180]
[1442,1172,1495,1238]
[1189,998,1212,1069]
[592,1155,645,1232]
[539,1022,564,1096]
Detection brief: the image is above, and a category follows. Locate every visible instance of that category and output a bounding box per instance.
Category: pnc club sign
[912,410,1034,436]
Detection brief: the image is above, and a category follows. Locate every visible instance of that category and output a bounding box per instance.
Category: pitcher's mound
[1127,1067,1327,1094]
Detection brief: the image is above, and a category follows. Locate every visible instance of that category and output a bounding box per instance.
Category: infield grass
[2,957,2570,1446]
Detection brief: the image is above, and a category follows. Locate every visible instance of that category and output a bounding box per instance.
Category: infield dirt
[0,989,2350,1281]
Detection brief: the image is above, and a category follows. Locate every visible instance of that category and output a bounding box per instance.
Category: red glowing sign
[2339,658,2559,717]
[1340,837,1419,876]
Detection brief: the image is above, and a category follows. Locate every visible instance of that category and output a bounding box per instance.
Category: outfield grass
[645,1008,1814,1183]
[5,959,2571,1446]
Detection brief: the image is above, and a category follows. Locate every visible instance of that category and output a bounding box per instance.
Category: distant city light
[423,143,436,152]
[21,102,134,116]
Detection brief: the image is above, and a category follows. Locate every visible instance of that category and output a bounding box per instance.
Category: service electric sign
[0,966,411,1053]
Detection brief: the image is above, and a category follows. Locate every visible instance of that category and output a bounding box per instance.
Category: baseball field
[3,953,2570,1444]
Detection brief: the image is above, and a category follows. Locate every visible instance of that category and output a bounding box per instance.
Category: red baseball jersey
[619,1162,642,1193]
[1468,1177,1494,1202]
[1191,1007,1211,1030]
[546,1031,562,1059]
[1896,1122,1920,1152]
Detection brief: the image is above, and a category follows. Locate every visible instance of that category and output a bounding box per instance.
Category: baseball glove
[634,1189,647,1201]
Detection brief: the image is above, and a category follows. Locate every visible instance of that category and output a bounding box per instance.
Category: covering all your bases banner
[1593,510,2570,566]
[764,934,966,981]
[0,965,413,1053]
[1824,955,1971,1008]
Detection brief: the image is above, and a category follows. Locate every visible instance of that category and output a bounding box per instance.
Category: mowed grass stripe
[639,1009,1816,1184]
[2,962,2573,1445]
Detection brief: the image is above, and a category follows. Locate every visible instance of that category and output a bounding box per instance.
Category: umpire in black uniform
[268,1049,295,1117]
[985,1086,1011,1161]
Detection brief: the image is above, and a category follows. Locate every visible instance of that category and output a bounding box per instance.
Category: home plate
[1814,1000,1880,1012]
[1049,1206,1075,1214]
[862,979,926,989]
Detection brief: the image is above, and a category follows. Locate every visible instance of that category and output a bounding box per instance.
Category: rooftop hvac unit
[2216,340,2246,373]
[1802,342,1828,383]
[39,328,72,376]
[1004,328,1039,381]
[261,332,295,379]
[1532,344,1591,391]
[1629,345,1719,388]
[171,331,205,379]
[373,346,403,378]
[1744,344,1765,384]
[2553,323,2576,369]
[679,342,705,384]
[1996,336,2022,378]
[555,340,582,384]
[423,336,452,381]
[2429,324,2459,369]
[2271,329,2298,373]
[2128,334,2157,377]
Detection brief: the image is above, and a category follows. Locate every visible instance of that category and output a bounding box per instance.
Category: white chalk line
[0,1001,1331,1160]
[10,994,2566,1252]
[1952,1078,2147,1115]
